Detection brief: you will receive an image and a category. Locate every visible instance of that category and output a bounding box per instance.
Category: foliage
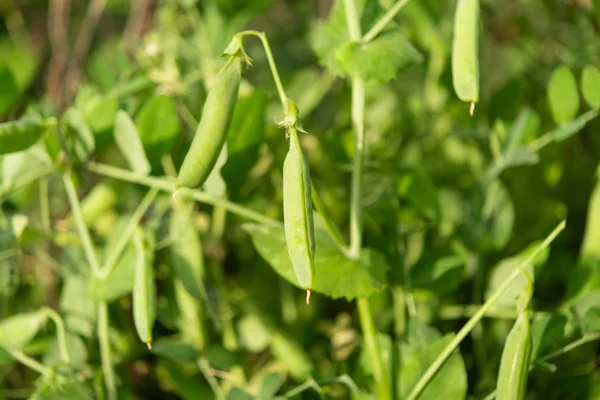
[1,0,600,399]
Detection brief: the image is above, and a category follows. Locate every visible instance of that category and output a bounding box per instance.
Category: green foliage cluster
[1,0,600,399]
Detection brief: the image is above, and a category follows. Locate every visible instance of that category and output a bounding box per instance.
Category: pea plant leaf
[135,93,180,166]
[221,91,266,195]
[114,110,151,175]
[0,309,48,350]
[548,65,580,125]
[0,66,19,117]
[311,0,421,82]
[582,65,600,109]
[243,219,389,300]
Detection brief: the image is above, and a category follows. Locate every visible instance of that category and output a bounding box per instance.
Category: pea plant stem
[405,220,565,400]
[344,1,391,400]
[98,187,159,279]
[98,302,117,400]
[363,0,413,43]
[236,30,288,108]
[86,162,281,229]
[62,173,101,276]
[6,349,49,376]
[42,307,70,363]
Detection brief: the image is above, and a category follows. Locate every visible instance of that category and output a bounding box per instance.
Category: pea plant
[1,0,600,399]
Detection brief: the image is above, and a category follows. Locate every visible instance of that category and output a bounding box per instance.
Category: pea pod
[176,56,241,189]
[283,117,315,303]
[452,0,479,114]
[132,227,156,349]
[496,289,533,400]
[0,116,56,155]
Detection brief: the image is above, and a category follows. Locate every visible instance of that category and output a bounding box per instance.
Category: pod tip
[306,288,312,304]
[469,102,476,117]
[146,341,152,350]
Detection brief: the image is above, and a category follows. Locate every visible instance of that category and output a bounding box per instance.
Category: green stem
[39,178,51,233]
[86,162,281,229]
[42,307,70,364]
[6,349,49,376]
[405,220,566,400]
[197,357,225,400]
[357,297,391,400]
[537,333,600,363]
[392,285,406,337]
[344,0,362,40]
[528,109,599,152]
[98,187,159,279]
[98,302,116,400]
[349,77,366,258]
[62,173,101,276]
[363,0,412,43]
[236,30,288,108]
[438,304,519,320]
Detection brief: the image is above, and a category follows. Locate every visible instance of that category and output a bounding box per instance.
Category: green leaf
[485,241,550,308]
[0,309,48,349]
[152,340,200,364]
[0,115,55,155]
[548,66,580,125]
[397,333,467,400]
[411,248,465,295]
[114,110,151,175]
[238,314,271,353]
[530,313,567,359]
[333,32,422,82]
[396,167,441,222]
[0,66,19,116]
[227,387,254,400]
[270,331,312,381]
[160,359,215,400]
[0,38,40,91]
[481,179,515,250]
[311,0,418,81]
[79,91,119,134]
[88,243,136,301]
[582,65,600,109]
[169,200,206,300]
[135,94,180,165]
[59,275,96,338]
[62,108,95,163]
[221,91,267,194]
[257,373,284,399]
[243,222,388,300]
[583,307,600,333]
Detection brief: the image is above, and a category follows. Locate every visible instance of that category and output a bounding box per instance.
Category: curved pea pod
[176,56,241,189]
[283,126,316,302]
[0,115,56,155]
[452,0,480,113]
[496,295,533,400]
[132,227,156,349]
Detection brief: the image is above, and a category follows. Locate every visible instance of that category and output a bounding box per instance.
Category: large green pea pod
[452,0,480,114]
[496,289,533,400]
[176,56,241,189]
[283,125,316,303]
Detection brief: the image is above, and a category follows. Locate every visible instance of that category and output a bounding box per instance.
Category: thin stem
[363,0,412,43]
[344,0,362,41]
[42,307,70,363]
[357,297,391,400]
[438,304,519,320]
[197,358,225,400]
[237,30,288,107]
[537,333,600,363]
[528,109,599,152]
[62,173,101,276]
[349,77,366,258]
[39,178,51,233]
[392,286,406,337]
[405,220,566,400]
[86,162,281,228]
[6,349,49,376]
[98,302,116,400]
[99,187,158,279]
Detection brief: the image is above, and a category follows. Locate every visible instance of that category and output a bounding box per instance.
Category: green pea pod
[0,116,56,155]
[496,292,533,400]
[176,56,241,189]
[283,126,316,302]
[452,0,480,112]
[132,227,156,349]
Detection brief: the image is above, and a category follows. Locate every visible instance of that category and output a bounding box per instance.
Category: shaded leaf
[530,313,567,359]
[135,94,180,165]
[0,65,19,116]
[243,222,388,300]
[396,167,440,222]
[583,307,600,333]
[0,115,55,155]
